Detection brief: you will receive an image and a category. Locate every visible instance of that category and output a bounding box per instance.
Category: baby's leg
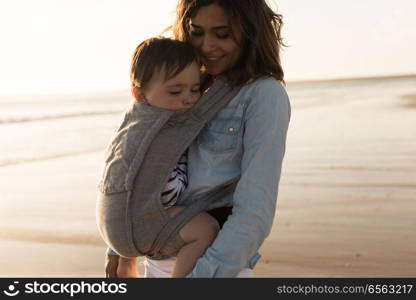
[166,206,220,278]
[117,256,140,278]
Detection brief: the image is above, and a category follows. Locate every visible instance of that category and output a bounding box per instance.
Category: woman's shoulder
[244,76,286,95]
[233,76,288,105]
[237,76,289,104]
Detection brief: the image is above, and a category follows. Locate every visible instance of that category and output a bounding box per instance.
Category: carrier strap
[147,177,239,259]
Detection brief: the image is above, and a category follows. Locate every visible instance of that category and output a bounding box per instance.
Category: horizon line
[286,73,416,85]
[1,73,415,97]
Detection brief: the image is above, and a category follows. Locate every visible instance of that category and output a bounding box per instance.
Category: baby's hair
[130,37,197,89]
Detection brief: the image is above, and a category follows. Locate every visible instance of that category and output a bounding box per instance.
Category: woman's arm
[187,78,291,277]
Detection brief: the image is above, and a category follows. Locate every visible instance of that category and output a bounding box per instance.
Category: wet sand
[402,93,416,108]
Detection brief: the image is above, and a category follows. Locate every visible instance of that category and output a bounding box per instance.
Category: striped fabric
[161,151,188,208]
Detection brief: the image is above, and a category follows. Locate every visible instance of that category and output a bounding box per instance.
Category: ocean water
[0,90,132,167]
[0,75,415,167]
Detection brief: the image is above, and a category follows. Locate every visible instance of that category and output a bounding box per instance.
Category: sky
[0,0,415,94]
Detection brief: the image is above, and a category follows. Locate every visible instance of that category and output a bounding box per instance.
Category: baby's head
[131,37,201,111]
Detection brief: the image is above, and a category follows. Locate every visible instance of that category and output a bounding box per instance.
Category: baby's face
[143,61,201,111]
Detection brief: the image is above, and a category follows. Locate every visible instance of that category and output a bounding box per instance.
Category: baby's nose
[183,94,198,106]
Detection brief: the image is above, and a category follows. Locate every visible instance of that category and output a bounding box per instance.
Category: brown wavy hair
[172,0,285,86]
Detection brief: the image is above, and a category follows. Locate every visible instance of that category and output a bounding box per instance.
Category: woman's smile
[190,3,242,76]
[203,54,226,67]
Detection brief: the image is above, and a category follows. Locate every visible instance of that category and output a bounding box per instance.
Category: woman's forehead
[190,4,230,28]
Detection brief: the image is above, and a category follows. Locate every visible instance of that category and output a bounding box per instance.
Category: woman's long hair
[173,0,286,85]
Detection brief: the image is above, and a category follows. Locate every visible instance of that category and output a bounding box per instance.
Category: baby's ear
[132,86,144,103]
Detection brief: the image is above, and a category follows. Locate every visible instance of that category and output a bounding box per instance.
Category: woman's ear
[132,86,142,102]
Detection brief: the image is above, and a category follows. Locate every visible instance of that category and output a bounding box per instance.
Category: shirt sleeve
[106,247,119,256]
[186,78,291,277]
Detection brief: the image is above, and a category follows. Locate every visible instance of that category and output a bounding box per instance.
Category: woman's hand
[105,253,119,278]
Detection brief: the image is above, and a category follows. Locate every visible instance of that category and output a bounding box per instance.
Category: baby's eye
[191,89,200,94]
[168,91,181,95]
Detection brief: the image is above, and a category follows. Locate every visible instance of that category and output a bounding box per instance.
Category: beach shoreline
[1,78,415,278]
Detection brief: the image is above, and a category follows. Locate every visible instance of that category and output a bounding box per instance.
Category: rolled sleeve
[106,247,119,256]
[187,79,291,277]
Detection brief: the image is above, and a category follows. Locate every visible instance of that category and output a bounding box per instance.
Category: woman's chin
[205,67,224,77]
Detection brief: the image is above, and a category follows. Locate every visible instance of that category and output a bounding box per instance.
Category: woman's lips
[206,56,221,61]
[203,56,225,73]
[204,55,225,63]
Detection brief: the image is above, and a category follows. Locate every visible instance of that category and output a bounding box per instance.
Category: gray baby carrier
[96,77,241,260]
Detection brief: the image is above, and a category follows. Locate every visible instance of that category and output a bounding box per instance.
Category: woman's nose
[200,34,216,53]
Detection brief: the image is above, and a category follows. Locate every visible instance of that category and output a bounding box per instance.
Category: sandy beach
[402,93,416,108]
[1,77,415,277]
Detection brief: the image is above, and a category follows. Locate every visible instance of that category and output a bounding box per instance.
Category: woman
[106,0,290,278]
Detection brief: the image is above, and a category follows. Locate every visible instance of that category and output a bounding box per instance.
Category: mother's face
[189,3,242,76]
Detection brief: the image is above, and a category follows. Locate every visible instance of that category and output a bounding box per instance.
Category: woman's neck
[200,72,214,92]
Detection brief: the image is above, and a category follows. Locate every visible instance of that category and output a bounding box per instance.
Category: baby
[105,37,220,278]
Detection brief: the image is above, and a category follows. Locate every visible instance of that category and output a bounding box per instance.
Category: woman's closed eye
[190,30,203,37]
[216,33,230,39]
[190,30,229,39]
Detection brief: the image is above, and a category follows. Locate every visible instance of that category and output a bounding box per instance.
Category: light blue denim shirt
[177,76,291,277]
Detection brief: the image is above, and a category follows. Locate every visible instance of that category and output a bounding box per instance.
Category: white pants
[143,257,253,278]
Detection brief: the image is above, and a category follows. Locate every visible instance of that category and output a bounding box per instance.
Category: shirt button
[228,127,235,132]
